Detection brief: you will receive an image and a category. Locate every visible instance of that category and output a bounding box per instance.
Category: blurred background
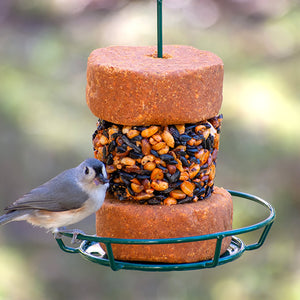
[0,0,299,299]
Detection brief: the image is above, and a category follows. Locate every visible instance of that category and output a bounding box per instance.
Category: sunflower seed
[122,135,141,153]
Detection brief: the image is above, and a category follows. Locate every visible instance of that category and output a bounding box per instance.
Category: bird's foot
[53,227,65,239]
[53,227,86,244]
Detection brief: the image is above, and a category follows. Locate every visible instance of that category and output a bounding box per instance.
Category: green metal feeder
[54,2,275,272]
[55,190,275,272]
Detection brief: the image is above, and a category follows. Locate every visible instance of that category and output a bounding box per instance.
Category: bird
[0,158,109,242]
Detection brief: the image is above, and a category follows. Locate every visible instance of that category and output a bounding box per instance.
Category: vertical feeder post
[157,0,163,58]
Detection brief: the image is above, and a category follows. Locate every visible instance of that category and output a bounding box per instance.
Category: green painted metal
[55,190,275,271]
[157,0,163,58]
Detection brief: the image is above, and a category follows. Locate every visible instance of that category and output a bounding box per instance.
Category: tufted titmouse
[0,158,109,241]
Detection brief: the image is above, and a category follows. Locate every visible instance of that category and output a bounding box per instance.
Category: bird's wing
[5,170,89,212]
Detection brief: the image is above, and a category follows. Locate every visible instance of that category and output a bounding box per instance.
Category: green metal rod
[106,243,122,271]
[157,0,163,58]
[206,235,224,268]
[55,238,80,254]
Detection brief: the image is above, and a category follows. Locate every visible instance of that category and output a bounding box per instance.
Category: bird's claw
[70,229,86,244]
[53,228,86,244]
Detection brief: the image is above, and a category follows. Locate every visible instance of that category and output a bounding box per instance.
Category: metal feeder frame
[55,190,275,272]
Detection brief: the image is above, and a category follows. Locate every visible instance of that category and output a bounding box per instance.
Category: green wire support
[55,190,275,272]
[157,0,163,58]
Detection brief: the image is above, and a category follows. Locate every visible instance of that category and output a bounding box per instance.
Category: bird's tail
[0,210,26,226]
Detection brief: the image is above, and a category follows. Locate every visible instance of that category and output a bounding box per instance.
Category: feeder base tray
[55,190,275,272]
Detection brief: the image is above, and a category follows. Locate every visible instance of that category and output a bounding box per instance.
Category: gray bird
[0,158,109,241]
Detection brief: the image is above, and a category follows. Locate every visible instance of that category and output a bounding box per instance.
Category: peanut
[189,164,200,179]
[152,142,167,151]
[144,161,156,171]
[125,165,140,172]
[195,124,206,133]
[99,135,109,145]
[157,145,169,155]
[130,178,141,185]
[108,126,119,140]
[141,139,151,155]
[120,157,136,166]
[131,182,144,194]
[163,197,177,206]
[127,129,140,139]
[187,138,196,146]
[180,181,195,196]
[175,124,185,134]
[214,133,220,149]
[195,149,209,165]
[151,180,169,191]
[208,164,216,181]
[212,149,218,161]
[141,126,159,138]
[161,128,175,148]
[141,154,156,165]
[203,129,210,139]
[150,168,164,180]
[122,126,131,134]
[155,158,167,167]
[179,171,189,181]
[170,189,186,200]
[133,192,154,201]
[95,146,105,161]
[152,133,162,142]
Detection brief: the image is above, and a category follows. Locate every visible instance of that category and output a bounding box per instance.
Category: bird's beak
[94,175,109,186]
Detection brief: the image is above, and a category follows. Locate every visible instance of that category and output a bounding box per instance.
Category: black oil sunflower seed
[103,146,108,160]
[119,175,131,186]
[131,134,143,142]
[200,163,209,170]
[165,169,180,183]
[129,151,143,159]
[150,149,160,157]
[180,156,190,167]
[127,185,135,196]
[157,165,168,172]
[177,196,193,204]
[185,124,196,132]
[136,173,150,180]
[92,130,98,140]
[160,154,174,162]
[190,157,200,164]
[122,135,141,153]
[108,140,116,153]
[179,134,192,142]
[177,150,187,157]
[147,198,163,205]
[106,153,113,165]
[116,145,127,153]
[167,159,178,165]
[169,126,180,139]
[119,171,135,181]
[194,187,206,197]
[111,132,121,139]
[102,129,109,138]
[134,126,147,132]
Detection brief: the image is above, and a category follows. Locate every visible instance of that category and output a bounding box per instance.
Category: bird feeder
[55,1,275,271]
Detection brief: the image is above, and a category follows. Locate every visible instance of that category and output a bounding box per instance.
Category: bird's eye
[85,167,89,175]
